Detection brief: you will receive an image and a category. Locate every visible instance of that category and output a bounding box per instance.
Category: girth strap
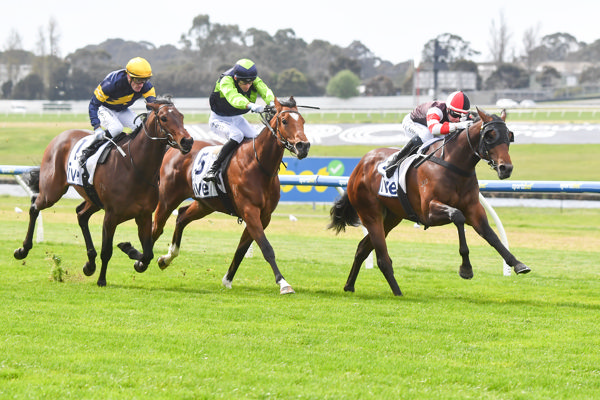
[427,156,476,177]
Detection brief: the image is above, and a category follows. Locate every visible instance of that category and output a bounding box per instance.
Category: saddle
[80,132,127,208]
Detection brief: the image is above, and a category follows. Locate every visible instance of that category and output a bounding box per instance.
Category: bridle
[415,116,512,176]
[139,103,180,149]
[465,118,512,170]
[258,106,300,153]
[253,106,302,176]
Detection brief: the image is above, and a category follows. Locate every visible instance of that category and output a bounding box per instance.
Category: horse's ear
[274,97,282,109]
[476,106,492,123]
[501,109,507,121]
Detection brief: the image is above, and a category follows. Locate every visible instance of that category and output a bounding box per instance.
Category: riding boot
[79,132,106,169]
[203,139,239,183]
[385,135,423,178]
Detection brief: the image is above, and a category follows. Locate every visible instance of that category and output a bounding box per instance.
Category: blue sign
[280,157,360,202]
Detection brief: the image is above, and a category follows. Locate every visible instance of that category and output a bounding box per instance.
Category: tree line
[2,14,600,100]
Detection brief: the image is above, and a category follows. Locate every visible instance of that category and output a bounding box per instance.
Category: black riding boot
[79,134,106,169]
[203,139,239,183]
[385,135,423,178]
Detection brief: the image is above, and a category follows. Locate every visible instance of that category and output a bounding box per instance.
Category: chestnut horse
[329,107,530,296]
[14,99,194,286]
[150,97,310,294]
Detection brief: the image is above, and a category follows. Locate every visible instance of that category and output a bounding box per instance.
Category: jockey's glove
[450,121,473,132]
[248,103,264,113]
[94,127,108,141]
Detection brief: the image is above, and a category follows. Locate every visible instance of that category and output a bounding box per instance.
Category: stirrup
[203,170,218,182]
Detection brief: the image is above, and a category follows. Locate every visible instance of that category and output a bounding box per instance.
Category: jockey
[82,57,156,167]
[203,58,275,183]
[385,90,473,178]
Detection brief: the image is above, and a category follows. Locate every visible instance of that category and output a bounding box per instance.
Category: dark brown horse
[150,97,310,294]
[329,107,530,296]
[14,99,194,286]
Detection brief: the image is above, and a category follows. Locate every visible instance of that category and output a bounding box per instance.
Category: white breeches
[209,112,260,144]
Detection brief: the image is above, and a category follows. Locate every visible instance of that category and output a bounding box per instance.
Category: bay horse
[150,97,310,294]
[329,107,530,296]
[14,99,194,286]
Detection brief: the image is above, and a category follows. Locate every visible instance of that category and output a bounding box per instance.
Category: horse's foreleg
[222,228,253,289]
[471,213,531,275]
[97,215,117,287]
[242,212,293,295]
[76,201,100,277]
[426,201,473,279]
[13,196,40,260]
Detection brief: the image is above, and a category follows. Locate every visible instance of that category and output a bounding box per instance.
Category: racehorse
[328,107,530,296]
[150,97,310,294]
[14,99,194,286]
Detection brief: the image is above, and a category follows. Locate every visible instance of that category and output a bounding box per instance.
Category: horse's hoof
[97,279,106,287]
[280,286,295,295]
[514,263,531,274]
[134,261,148,273]
[222,275,232,289]
[344,285,355,293]
[83,262,96,276]
[13,248,27,260]
[459,266,474,279]
[157,256,169,270]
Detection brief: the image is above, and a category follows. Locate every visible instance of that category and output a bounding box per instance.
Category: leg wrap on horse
[204,139,239,182]
[385,136,423,178]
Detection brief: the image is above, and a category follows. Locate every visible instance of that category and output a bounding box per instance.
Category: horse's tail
[328,191,361,234]
[21,167,40,194]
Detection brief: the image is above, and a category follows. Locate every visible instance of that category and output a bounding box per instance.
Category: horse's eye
[281,118,288,125]
[160,116,168,122]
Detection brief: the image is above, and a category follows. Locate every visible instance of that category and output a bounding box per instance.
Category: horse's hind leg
[117,213,154,273]
[76,201,100,277]
[222,228,254,289]
[157,201,209,269]
[97,214,118,287]
[344,234,374,292]
[14,195,41,260]
[347,208,403,296]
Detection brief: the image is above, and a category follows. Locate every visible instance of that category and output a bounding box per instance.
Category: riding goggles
[238,78,255,84]
[131,77,150,84]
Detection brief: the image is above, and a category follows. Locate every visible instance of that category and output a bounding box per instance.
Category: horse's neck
[253,127,284,173]
[129,119,167,175]
[444,131,480,171]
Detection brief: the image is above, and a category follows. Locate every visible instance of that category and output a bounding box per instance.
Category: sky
[1,1,599,65]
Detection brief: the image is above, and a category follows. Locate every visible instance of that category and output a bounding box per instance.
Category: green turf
[2,197,600,399]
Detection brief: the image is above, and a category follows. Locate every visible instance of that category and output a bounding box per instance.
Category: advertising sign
[280,157,360,202]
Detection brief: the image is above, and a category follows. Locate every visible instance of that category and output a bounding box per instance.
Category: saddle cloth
[191,145,227,198]
[377,137,441,198]
[66,135,111,186]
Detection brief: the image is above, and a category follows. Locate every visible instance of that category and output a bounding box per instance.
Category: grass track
[2,196,600,399]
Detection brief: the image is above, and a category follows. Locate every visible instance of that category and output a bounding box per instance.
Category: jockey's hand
[248,103,264,113]
[94,127,107,140]
[450,121,472,132]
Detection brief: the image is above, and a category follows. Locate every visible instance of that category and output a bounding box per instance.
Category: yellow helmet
[126,57,152,78]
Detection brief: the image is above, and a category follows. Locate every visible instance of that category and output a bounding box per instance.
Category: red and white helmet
[446,91,470,114]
